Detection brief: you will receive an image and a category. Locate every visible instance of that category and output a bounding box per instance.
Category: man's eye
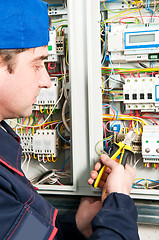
[35,64,44,71]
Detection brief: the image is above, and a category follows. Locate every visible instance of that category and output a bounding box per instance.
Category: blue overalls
[0,120,139,240]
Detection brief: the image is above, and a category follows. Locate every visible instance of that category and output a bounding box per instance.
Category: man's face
[0,46,51,120]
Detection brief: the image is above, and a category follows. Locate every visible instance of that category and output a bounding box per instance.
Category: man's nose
[38,67,52,88]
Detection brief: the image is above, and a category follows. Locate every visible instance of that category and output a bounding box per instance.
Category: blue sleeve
[0,176,24,239]
[89,193,139,240]
[56,213,86,240]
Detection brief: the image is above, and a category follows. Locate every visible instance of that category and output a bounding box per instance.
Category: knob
[145,148,150,153]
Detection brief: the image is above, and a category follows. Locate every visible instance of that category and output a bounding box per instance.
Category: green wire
[52,19,68,23]
[44,106,47,114]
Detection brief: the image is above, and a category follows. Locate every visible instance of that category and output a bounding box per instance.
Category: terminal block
[20,135,33,153]
[33,130,58,157]
[56,36,65,54]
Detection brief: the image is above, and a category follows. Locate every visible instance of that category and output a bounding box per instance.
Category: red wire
[140,115,158,125]
[48,62,56,71]
[119,17,139,24]
[103,123,108,150]
[130,72,136,78]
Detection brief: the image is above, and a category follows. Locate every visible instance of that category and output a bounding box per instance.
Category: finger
[104,167,111,175]
[100,154,119,170]
[88,175,108,188]
[125,164,136,178]
[97,179,107,189]
[101,171,109,181]
[88,178,94,185]
[90,170,98,179]
[94,162,102,171]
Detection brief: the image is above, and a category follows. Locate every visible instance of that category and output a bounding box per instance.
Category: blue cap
[0,0,49,49]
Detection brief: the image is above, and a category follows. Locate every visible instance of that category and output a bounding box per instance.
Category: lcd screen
[129,33,155,44]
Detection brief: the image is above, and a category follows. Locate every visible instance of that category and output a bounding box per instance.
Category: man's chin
[19,108,33,118]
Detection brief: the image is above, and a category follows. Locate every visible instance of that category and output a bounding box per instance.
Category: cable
[62,99,70,133]
[57,119,70,144]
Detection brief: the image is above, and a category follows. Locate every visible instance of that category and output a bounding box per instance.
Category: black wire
[109,76,125,84]
[138,61,148,69]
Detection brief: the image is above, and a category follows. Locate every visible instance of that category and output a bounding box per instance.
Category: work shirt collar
[0,120,24,176]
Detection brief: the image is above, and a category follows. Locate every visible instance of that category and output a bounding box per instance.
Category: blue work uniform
[0,120,139,240]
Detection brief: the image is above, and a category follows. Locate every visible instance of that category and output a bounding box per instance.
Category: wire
[62,99,70,133]
[57,119,70,144]
[103,54,116,91]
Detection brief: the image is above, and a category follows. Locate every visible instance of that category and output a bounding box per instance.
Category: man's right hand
[88,154,135,202]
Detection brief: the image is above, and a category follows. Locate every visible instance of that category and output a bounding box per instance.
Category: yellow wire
[134,178,149,188]
[33,154,37,159]
[123,0,130,8]
[66,38,69,66]
[28,116,32,126]
[40,105,44,113]
[49,105,52,114]
[56,25,64,31]
[47,108,50,114]
[101,37,105,43]
[102,7,140,23]
[52,154,58,163]
[102,66,159,73]
[47,155,52,162]
[103,114,147,126]
[24,117,28,126]
[32,127,34,135]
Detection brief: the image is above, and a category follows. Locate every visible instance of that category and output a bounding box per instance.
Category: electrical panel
[91,0,159,200]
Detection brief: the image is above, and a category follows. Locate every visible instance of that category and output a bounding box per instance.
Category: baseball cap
[0,0,49,49]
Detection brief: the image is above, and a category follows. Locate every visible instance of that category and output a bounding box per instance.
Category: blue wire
[101,22,116,92]
[132,184,146,189]
[103,54,116,91]
[102,93,114,107]
[100,0,118,2]
[145,0,154,21]
[103,137,113,152]
[57,120,70,144]
[61,156,70,172]
[136,179,159,184]
[109,106,118,131]
[102,104,118,134]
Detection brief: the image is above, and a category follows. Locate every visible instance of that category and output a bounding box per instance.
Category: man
[0,0,139,239]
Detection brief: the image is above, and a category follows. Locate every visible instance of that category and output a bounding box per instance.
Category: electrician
[0,0,139,239]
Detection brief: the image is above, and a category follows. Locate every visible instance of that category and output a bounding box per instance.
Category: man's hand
[88,154,135,202]
[75,197,102,238]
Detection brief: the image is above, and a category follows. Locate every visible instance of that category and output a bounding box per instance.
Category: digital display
[129,33,155,44]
